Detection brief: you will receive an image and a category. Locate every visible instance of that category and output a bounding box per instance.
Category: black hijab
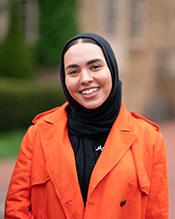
[59,33,122,204]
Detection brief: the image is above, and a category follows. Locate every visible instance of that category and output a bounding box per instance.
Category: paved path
[0,121,175,219]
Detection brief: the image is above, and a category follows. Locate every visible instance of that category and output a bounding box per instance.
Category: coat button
[120,199,127,207]
[87,201,95,206]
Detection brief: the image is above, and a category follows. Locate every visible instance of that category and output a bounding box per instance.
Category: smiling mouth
[80,87,100,95]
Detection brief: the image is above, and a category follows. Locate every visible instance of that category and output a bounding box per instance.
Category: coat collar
[37,103,149,216]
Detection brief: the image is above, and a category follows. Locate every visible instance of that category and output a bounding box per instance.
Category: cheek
[65,78,71,93]
[65,77,77,94]
[103,71,112,93]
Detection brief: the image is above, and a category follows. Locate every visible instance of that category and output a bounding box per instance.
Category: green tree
[37,0,78,66]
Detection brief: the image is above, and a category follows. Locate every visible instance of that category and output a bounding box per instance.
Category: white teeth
[81,87,99,95]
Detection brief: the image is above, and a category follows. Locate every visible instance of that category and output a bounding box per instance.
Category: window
[19,0,38,42]
[130,0,143,38]
[0,0,9,41]
[104,0,119,34]
[20,0,27,37]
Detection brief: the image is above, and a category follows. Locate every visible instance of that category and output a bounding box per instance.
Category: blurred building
[0,0,175,120]
[0,0,38,43]
[79,0,175,120]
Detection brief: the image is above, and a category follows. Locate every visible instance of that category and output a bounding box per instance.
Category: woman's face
[64,43,112,109]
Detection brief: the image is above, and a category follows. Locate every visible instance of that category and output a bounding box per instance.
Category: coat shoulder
[32,107,60,124]
[32,102,68,124]
[130,111,160,132]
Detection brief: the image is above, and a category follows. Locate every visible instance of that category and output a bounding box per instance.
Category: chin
[81,102,103,110]
[84,106,99,110]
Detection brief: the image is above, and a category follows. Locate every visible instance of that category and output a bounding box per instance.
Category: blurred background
[0,0,175,218]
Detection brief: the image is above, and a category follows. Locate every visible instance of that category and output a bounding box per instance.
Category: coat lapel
[88,105,137,196]
[40,104,84,218]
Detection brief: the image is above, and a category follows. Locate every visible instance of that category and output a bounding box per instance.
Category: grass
[0,129,25,159]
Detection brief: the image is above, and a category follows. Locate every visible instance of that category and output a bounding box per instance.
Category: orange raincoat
[5,103,168,219]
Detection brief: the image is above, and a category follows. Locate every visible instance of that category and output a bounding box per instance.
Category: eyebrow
[86,58,103,65]
[65,58,104,70]
[65,64,79,70]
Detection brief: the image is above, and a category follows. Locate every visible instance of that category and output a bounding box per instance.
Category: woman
[5,33,168,219]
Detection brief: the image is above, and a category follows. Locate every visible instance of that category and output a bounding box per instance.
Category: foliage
[37,0,78,66]
[0,0,36,78]
[0,129,25,158]
[0,78,65,131]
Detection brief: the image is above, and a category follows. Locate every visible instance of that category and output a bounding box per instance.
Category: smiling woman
[5,33,168,219]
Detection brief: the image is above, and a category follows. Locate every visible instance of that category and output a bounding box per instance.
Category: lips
[80,87,100,95]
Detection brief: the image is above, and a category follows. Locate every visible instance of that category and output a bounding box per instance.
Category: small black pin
[120,199,127,207]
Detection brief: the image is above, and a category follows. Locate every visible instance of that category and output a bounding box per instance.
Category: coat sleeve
[5,126,35,219]
[145,132,168,219]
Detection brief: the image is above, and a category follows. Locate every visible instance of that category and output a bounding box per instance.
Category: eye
[67,69,80,76]
[89,63,101,71]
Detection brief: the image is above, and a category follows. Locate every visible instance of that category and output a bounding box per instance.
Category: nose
[80,69,93,84]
